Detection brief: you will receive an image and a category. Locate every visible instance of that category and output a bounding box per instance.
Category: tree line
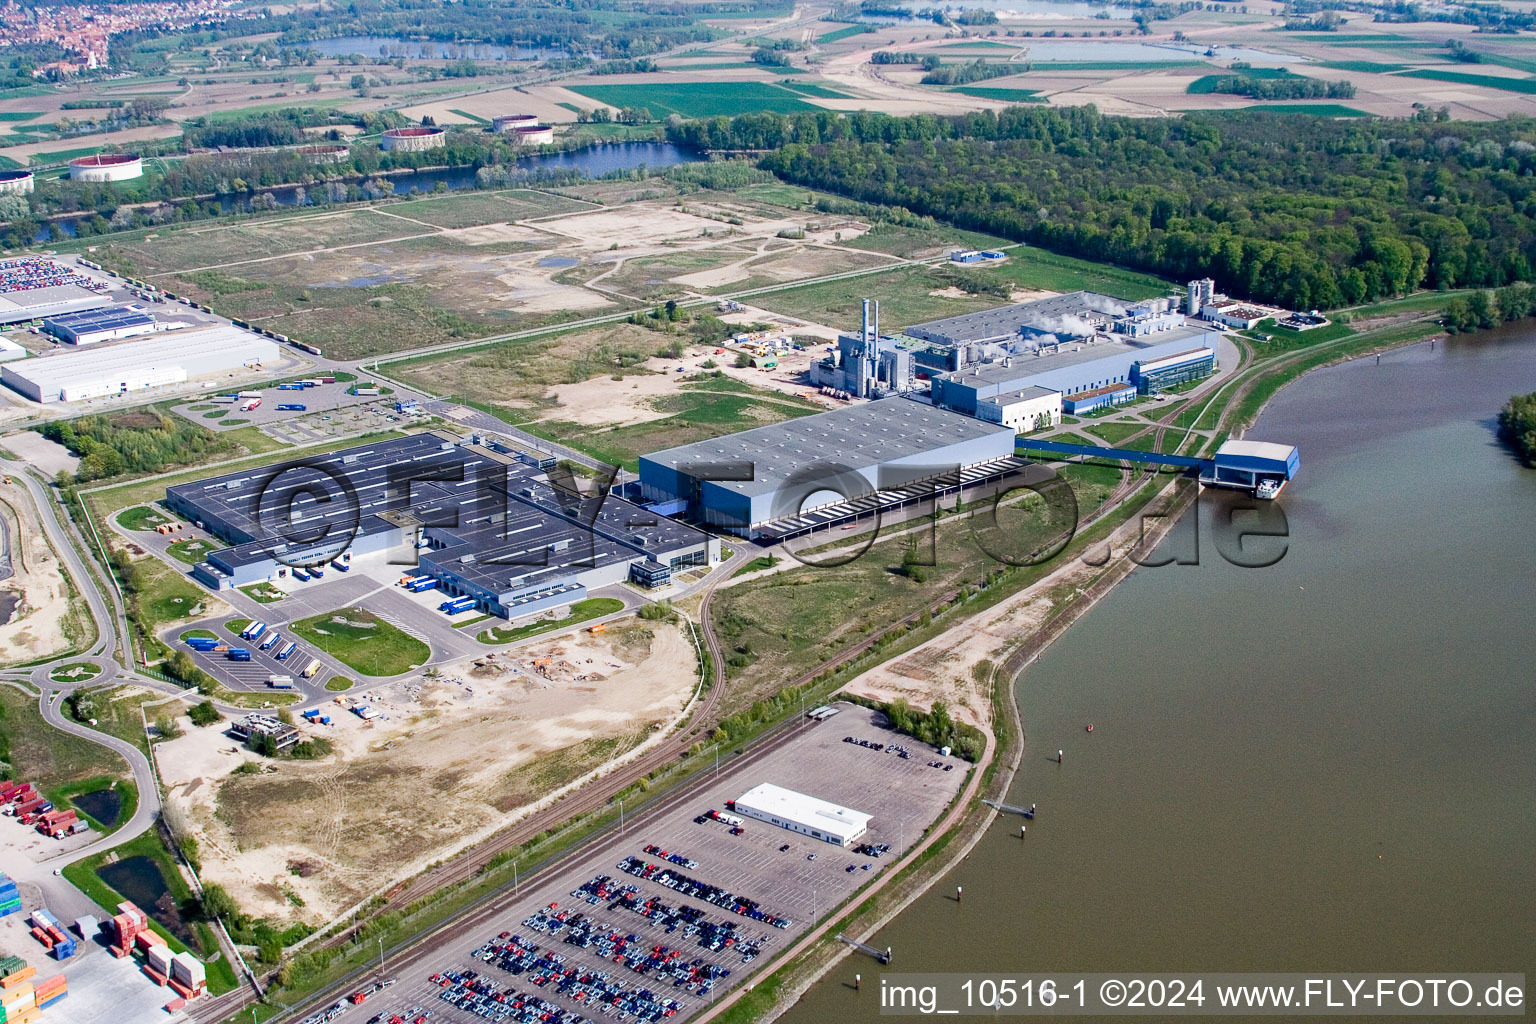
[40,413,231,482]
[1498,391,1536,468]
[1208,75,1357,100]
[669,106,1536,310]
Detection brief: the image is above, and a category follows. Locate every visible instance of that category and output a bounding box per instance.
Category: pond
[71,786,121,829]
[292,35,568,61]
[97,855,194,945]
[35,141,694,244]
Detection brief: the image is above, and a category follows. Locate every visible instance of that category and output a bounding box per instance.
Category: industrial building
[808,300,913,398]
[42,305,163,345]
[492,113,539,131]
[0,337,26,363]
[0,325,277,403]
[914,292,1220,419]
[168,432,718,616]
[637,399,1017,536]
[229,714,300,751]
[975,385,1060,434]
[732,782,871,847]
[1061,382,1136,415]
[1203,439,1300,498]
[0,170,33,194]
[0,256,112,325]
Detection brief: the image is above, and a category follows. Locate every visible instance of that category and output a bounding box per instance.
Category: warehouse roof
[177,433,708,590]
[0,283,111,322]
[1216,440,1296,463]
[2,325,276,391]
[43,305,156,335]
[905,291,1125,345]
[942,326,1216,391]
[640,399,1013,499]
[979,385,1058,407]
[735,782,871,835]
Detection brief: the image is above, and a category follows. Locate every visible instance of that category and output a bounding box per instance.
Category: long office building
[733,782,871,847]
[168,432,718,617]
[637,399,1016,536]
[1,325,278,403]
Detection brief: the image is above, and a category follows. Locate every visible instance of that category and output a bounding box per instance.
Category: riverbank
[722,313,1451,1024]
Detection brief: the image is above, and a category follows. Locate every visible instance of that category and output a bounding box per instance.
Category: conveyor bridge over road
[1016,437,1210,472]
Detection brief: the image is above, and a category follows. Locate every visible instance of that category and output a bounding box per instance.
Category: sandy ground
[397,90,579,126]
[0,477,81,665]
[1,431,79,477]
[535,207,746,249]
[160,619,698,925]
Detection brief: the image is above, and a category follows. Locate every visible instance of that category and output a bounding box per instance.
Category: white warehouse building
[1,325,278,403]
[733,782,872,847]
[976,385,1060,434]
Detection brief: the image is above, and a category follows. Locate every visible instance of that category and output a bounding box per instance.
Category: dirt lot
[159,619,698,925]
[0,478,87,665]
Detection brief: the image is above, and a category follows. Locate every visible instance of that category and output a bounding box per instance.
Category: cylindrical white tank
[513,124,556,146]
[294,144,350,165]
[0,170,34,194]
[380,127,446,152]
[69,154,143,182]
[492,114,539,132]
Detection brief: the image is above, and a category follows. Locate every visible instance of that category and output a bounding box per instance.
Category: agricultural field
[567,81,821,118]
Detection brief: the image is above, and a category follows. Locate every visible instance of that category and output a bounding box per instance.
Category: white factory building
[1,326,278,403]
[976,385,1060,434]
[733,782,872,847]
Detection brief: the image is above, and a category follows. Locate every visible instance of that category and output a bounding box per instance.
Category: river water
[783,330,1536,1019]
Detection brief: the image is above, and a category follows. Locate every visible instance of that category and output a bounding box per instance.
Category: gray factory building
[168,432,717,617]
[637,399,1017,536]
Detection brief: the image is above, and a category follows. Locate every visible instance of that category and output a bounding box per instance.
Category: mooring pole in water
[1021,825,1027,838]
[1058,749,1064,763]
[856,974,861,991]
[957,885,963,902]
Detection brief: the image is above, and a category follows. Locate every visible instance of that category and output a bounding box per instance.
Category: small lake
[1014,40,1306,62]
[72,787,121,829]
[292,35,569,61]
[35,141,694,243]
[97,855,193,945]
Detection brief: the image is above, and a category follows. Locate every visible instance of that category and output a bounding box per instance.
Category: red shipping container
[167,978,193,1000]
[32,975,63,1000]
[165,997,186,1012]
[142,965,167,987]
[134,930,166,950]
[29,926,53,949]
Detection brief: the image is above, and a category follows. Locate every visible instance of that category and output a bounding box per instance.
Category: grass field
[775,80,854,98]
[815,24,874,44]
[947,86,1043,103]
[116,504,173,531]
[290,606,429,676]
[0,686,131,793]
[29,144,102,166]
[1393,68,1536,93]
[384,189,591,228]
[166,537,219,564]
[568,81,817,117]
[1240,103,1370,117]
[525,385,824,470]
[1083,421,1148,446]
[0,111,41,122]
[975,246,1173,300]
[478,597,625,644]
[0,155,20,170]
[1316,60,1411,73]
[841,223,1013,259]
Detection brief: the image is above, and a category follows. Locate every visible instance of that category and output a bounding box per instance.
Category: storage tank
[68,154,143,182]
[512,124,556,146]
[491,113,539,132]
[0,170,33,194]
[294,144,350,165]
[380,127,446,152]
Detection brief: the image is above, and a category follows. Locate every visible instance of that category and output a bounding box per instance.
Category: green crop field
[29,145,103,166]
[448,109,490,124]
[568,82,817,117]
[1393,68,1536,93]
[939,40,1020,50]
[775,80,853,98]
[1241,103,1371,117]
[1027,60,1208,71]
[948,86,1043,103]
[815,24,874,44]
[0,155,20,170]
[290,607,429,676]
[1187,67,1298,94]
[0,111,41,122]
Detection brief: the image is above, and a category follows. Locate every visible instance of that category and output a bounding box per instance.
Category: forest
[669,107,1536,309]
[1207,75,1356,100]
[39,412,230,482]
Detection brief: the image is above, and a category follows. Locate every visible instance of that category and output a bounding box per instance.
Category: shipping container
[236,391,262,399]
[310,566,324,579]
[244,622,265,641]
[226,649,252,662]
[210,395,237,404]
[407,578,437,593]
[275,383,305,391]
[276,642,297,661]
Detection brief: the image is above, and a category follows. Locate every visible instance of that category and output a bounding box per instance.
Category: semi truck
[242,621,265,640]
[407,577,438,593]
[276,641,297,661]
[227,648,252,662]
[240,398,262,412]
[267,675,294,690]
[259,631,282,651]
[301,659,322,679]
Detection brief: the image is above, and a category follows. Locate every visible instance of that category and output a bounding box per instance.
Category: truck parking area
[323,704,965,1024]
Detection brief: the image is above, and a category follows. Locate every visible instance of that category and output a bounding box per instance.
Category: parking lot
[168,386,431,445]
[311,704,966,1024]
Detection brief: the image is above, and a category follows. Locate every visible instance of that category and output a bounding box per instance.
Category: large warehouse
[637,399,1017,536]
[42,306,164,345]
[733,782,871,847]
[168,432,718,616]
[0,325,278,403]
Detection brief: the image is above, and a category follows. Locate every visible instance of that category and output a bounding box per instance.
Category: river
[782,329,1536,1020]
[35,141,692,242]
